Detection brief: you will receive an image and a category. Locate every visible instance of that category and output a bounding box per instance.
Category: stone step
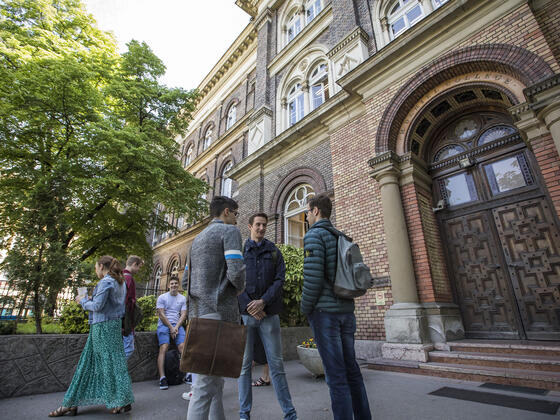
[444,340,560,357]
[429,350,560,372]
[366,359,560,391]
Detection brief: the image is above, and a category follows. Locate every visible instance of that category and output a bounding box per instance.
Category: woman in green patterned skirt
[49,256,135,416]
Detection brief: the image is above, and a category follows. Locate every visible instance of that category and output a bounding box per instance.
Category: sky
[83,0,251,90]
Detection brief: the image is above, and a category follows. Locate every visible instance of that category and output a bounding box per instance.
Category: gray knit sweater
[187,219,246,323]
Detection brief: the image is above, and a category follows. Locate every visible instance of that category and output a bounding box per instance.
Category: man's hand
[252,310,267,320]
[247,299,265,316]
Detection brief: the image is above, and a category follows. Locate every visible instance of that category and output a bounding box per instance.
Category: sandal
[48,406,78,417]
[110,404,131,414]
[252,377,270,387]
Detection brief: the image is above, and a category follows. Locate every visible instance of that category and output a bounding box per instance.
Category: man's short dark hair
[248,212,268,225]
[308,194,332,219]
[126,255,143,267]
[209,196,238,218]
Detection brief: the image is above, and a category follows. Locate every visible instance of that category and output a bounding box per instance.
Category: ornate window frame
[277,48,332,133]
[220,160,234,198]
[283,184,315,247]
[371,0,449,48]
[278,0,325,51]
[226,103,237,130]
[184,143,194,167]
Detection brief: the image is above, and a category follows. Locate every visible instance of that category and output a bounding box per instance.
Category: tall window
[309,62,328,110]
[169,259,180,279]
[288,83,305,126]
[305,0,323,24]
[226,104,237,130]
[388,0,425,39]
[203,127,212,151]
[284,184,315,248]
[184,144,193,167]
[221,161,233,198]
[153,266,162,292]
[287,11,302,43]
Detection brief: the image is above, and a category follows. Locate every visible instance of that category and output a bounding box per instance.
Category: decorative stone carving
[327,26,369,85]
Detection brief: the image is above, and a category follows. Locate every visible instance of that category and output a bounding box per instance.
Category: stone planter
[296,345,324,378]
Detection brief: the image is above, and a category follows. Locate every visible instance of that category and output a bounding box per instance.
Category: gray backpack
[322,226,373,298]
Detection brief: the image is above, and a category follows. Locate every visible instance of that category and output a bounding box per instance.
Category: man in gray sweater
[186,196,246,420]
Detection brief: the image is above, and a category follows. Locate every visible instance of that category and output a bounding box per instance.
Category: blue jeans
[238,314,297,420]
[308,310,371,420]
[123,333,134,359]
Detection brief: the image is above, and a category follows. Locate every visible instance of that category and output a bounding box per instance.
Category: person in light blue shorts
[156,276,187,390]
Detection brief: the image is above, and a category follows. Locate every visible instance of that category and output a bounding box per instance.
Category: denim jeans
[238,314,297,420]
[308,310,371,420]
[122,333,134,359]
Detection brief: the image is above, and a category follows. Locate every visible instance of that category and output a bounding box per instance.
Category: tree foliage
[0,0,207,332]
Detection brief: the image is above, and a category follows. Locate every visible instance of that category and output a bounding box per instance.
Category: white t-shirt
[156,292,187,327]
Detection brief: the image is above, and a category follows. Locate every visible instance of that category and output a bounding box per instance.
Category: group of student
[48,194,371,420]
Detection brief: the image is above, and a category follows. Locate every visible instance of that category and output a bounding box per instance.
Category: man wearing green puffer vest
[301,194,371,420]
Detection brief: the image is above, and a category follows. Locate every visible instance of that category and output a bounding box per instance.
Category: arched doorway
[424,88,560,340]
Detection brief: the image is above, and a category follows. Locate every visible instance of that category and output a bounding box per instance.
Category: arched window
[305,0,323,24]
[226,104,237,130]
[309,62,329,110]
[288,83,304,127]
[284,184,315,248]
[153,266,162,292]
[169,259,180,279]
[203,127,212,151]
[286,10,302,44]
[221,161,233,198]
[388,0,425,39]
[184,144,193,167]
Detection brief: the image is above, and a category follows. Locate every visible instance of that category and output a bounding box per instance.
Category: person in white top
[156,277,187,390]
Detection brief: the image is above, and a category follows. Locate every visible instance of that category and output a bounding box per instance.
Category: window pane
[286,212,306,248]
[297,94,304,120]
[478,125,516,145]
[406,4,423,24]
[289,100,296,125]
[434,144,465,162]
[312,84,323,109]
[433,0,449,8]
[391,17,406,36]
[443,173,477,206]
[485,156,528,194]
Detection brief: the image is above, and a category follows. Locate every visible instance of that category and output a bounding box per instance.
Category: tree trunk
[34,290,42,334]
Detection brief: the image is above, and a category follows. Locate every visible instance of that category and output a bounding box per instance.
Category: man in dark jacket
[238,213,297,420]
[301,194,371,420]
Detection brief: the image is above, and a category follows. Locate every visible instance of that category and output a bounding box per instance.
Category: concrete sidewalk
[1,360,559,419]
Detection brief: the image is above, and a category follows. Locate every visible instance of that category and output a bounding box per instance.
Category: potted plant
[297,338,324,378]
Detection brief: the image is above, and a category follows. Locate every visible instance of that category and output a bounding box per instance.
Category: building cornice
[236,0,259,17]
[195,24,258,107]
[152,216,211,250]
[327,26,369,59]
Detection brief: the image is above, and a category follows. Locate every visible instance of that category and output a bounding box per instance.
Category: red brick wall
[531,134,560,217]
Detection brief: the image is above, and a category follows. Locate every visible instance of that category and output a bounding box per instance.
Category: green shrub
[278,244,307,327]
[0,321,17,335]
[59,301,89,334]
[136,295,158,332]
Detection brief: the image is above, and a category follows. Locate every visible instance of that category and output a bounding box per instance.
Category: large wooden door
[443,212,522,339]
[430,111,560,340]
[493,198,560,340]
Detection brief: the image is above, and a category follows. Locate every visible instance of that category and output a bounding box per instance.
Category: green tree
[0,0,206,333]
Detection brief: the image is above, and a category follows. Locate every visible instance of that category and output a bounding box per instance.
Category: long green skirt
[62,319,134,409]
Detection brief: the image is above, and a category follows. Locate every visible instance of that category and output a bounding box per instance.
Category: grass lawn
[16,321,63,334]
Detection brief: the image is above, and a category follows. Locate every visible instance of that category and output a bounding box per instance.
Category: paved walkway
[2,360,559,419]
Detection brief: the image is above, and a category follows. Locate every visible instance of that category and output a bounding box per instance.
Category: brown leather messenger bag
[179,251,246,378]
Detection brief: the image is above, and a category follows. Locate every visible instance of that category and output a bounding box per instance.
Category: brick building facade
[151,0,560,360]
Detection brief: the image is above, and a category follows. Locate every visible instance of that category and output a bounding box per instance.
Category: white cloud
[83,0,250,89]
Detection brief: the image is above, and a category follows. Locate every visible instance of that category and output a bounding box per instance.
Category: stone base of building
[381,342,434,362]
[424,302,465,343]
[384,303,431,344]
[355,339,384,360]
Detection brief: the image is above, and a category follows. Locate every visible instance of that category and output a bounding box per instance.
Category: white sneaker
[182,391,193,401]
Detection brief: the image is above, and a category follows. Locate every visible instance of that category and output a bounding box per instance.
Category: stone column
[511,74,560,153]
[370,152,432,361]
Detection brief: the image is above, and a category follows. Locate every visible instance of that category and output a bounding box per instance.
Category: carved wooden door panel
[443,211,522,339]
[493,198,560,340]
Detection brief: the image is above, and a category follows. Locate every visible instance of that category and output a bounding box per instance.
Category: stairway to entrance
[367,339,560,390]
